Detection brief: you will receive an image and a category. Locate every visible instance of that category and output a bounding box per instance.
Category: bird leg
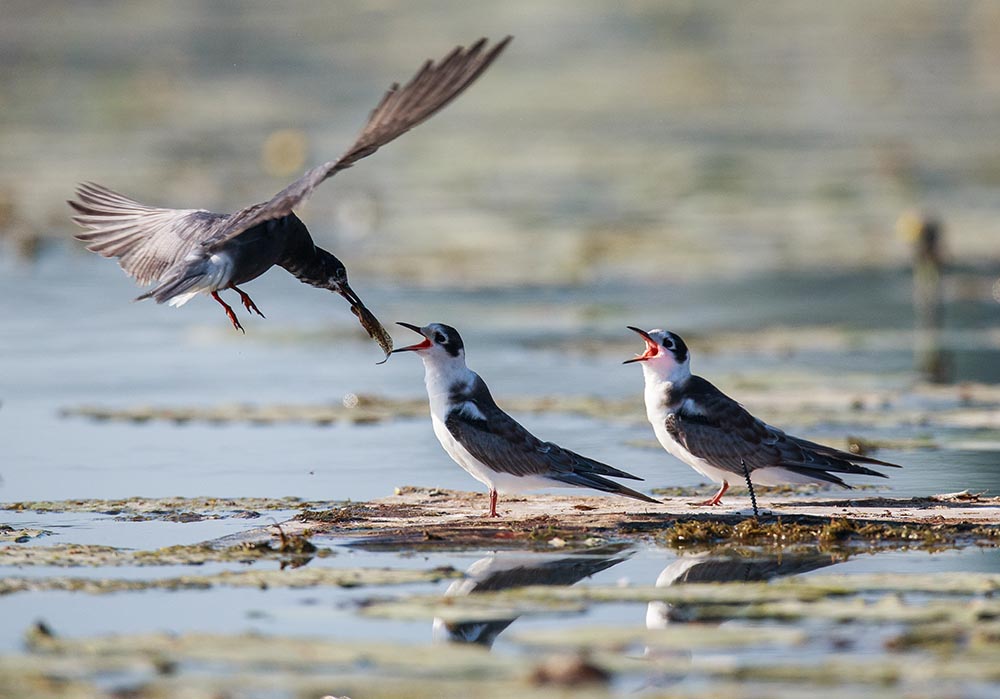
[692,481,729,507]
[230,284,265,318]
[211,291,244,333]
[741,459,759,518]
[486,489,500,518]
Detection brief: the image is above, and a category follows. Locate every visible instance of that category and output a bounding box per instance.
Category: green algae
[660,516,1000,551]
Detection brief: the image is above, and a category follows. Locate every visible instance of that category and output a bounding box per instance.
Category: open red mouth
[390,322,433,354]
[624,326,659,364]
[395,337,432,352]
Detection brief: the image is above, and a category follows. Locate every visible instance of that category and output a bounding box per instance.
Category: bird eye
[663,339,674,349]
[434,332,446,344]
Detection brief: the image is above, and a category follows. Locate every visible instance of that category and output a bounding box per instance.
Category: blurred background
[1,0,999,502]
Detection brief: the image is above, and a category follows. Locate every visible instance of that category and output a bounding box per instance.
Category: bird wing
[203,36,511,252]
[445,399,582,479]
[664,392,785,476]
[445,376,638,481]
[665,380,897,481]
[68,183,227,286]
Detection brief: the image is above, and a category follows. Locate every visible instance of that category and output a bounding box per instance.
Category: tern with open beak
[390,322,659,517]
[625,326,900,506]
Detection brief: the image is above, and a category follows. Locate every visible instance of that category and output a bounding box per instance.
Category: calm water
[1,2,999,695]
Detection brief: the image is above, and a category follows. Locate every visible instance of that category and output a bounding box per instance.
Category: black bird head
[305,248,392,359]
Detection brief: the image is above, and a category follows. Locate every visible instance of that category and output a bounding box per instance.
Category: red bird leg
[211,291,244,333]
[487,489,500,518]
[230,284,265,318]
[693,480,729,507]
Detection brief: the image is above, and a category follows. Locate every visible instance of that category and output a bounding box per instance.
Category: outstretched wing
[68,183,227,285]
[204,36,512,252]
[665,379,897,482]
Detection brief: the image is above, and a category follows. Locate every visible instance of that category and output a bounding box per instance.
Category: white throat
[418,353,475,417]
[639,358,690,390]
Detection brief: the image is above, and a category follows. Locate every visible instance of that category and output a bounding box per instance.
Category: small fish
[351,302,393,360]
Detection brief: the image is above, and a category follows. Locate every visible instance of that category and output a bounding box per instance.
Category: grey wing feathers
[666,389,899,483]
[68,183,226,286]
[205,36,511,251]
[445,390,657,504]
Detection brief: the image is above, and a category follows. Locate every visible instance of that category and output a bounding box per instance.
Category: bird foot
[212,292,245,333]
[226,311,245,333]
[232,286,265,318]
[690,497,725,507]
[690,482,729,507]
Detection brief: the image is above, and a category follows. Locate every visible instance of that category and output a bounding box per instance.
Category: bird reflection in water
[640,549,847,689]
[646,550,843,628]
[432,547,631,648]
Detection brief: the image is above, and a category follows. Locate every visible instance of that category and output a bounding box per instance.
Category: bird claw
[231,286,265,318]
[227,313,245,333]
[212,291,245,333]
[689,482,729,507]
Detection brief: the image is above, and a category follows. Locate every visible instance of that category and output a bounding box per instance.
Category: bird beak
[624,326,659,364]
[389,322,433,354]
[334,281,394,361]
[333,280,363,308]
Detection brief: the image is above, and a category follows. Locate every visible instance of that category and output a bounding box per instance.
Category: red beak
[624,326,659,364]
[390,322,433,353]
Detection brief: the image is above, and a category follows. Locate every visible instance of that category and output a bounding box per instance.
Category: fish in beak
[335,280,393,360]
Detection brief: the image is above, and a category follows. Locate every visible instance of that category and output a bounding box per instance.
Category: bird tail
[136,270,208,306]
[135,256,230,306]
[550,471,660,504]
[553,445,643,481]
[787,435,902,469]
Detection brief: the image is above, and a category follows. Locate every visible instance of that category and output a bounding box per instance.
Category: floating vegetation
[58,394,635,427]
[659,517,1000,551]
[0,564,461,596]
[1,496,338,518]
[3,571,1000,697]
[0,535,324,569]
[358,572,1000,624]
[4,491,998,553]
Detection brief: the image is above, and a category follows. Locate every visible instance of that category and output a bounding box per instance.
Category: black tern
[69,37,511,352]
[391,322,659,517]
[625,327,901,506]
